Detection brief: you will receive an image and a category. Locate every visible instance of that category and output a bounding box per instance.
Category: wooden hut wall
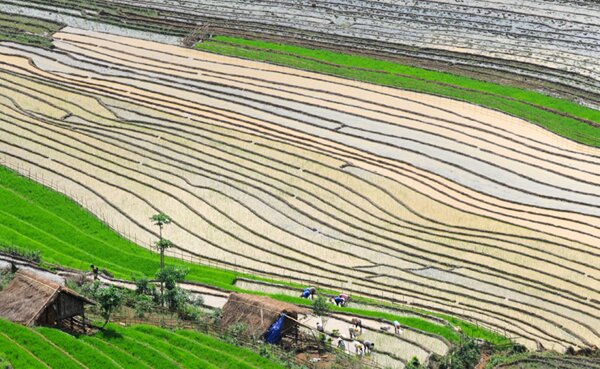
[56,293,84,320]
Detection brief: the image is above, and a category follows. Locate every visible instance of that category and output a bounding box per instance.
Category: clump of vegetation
[95,285,124,328]
[429,338,482,369]
[405,357,423,369]
[223,322,248,345]
[0,243,41,264]
[312,295,330,317]
[0,271,14,292]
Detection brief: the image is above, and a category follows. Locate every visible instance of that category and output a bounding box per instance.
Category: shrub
[437,338,481,369]
[405,357,422,369]
[155,266,189,290]
[189,294,205,307]
[77,280,102,299]
[208,308,223,330]
[96,285,124,328]
[312,296,329,317]
[177,304,203,322]
[133,275,156,296]
[162,286,189,311]
[224,323,248,345]
[133,294,154,318]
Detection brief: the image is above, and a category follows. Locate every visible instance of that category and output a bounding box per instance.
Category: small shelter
[221,293,308,343]
[0,270,94,327]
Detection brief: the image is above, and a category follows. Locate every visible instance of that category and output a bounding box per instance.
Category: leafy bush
[224,323,248,345]
[96,285,124,328]
[133,294,155,318]
[177,304,203,322]
[133,275,156,296]
[155,266,189,290]
[312,296,329,316]
[189,294,205,307]
[405,357,422,369]
[76,280,102,299]
[208,308,223,330]
[436,338,481,369]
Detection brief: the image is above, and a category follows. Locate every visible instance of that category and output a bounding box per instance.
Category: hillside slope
[0,319,287,369]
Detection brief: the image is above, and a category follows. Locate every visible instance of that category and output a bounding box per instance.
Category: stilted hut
[0,270,94,328]
[221,293,308,344]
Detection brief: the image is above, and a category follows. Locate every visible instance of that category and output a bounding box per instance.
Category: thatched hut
[221,293,308,343]
[0,270,94,327]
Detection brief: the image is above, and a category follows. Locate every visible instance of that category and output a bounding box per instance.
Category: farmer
[348,326,361,339]
[90,264,99,280]
[355,342,364,356]
[364,341,375,354]
[333,295,345,306]
[337,339,346,352]
[339,293,350,306]
[316,321,324,332]
[393,320,402,335]
[351,318,362,329]
[301,286,316,299]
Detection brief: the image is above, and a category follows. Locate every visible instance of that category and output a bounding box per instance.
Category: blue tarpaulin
[265,314,286,344]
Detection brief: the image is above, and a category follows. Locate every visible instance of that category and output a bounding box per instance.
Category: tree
[96,285,123,328]
[151,212,172,239]
[156,265,189,309]
[150,212,172,270]
[312,296,330,317]
[150,212,173,303]
[154,238,174,299]
[154,238,174,272]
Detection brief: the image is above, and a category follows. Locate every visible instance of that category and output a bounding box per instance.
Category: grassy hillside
[0,319,287,369]
[196,37,600,148]
[0,165,507,344]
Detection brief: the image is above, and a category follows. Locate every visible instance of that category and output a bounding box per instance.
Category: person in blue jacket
[300,286,316,299]
[333,296,346,306]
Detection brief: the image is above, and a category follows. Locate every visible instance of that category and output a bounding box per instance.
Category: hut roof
[0,270,94,326]
[221,293,308,337]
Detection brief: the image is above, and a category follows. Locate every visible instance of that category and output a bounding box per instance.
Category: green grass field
[0,319,287,369]
[0,165,507,344]
[196,36,600,148]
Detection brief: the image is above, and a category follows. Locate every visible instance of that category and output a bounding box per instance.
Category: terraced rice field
[0,319,287,369]
[5,0,600,107]
[0,164,458,369]
[0,27,599,355]
[0,11,62,48]
[492,353,600,369]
